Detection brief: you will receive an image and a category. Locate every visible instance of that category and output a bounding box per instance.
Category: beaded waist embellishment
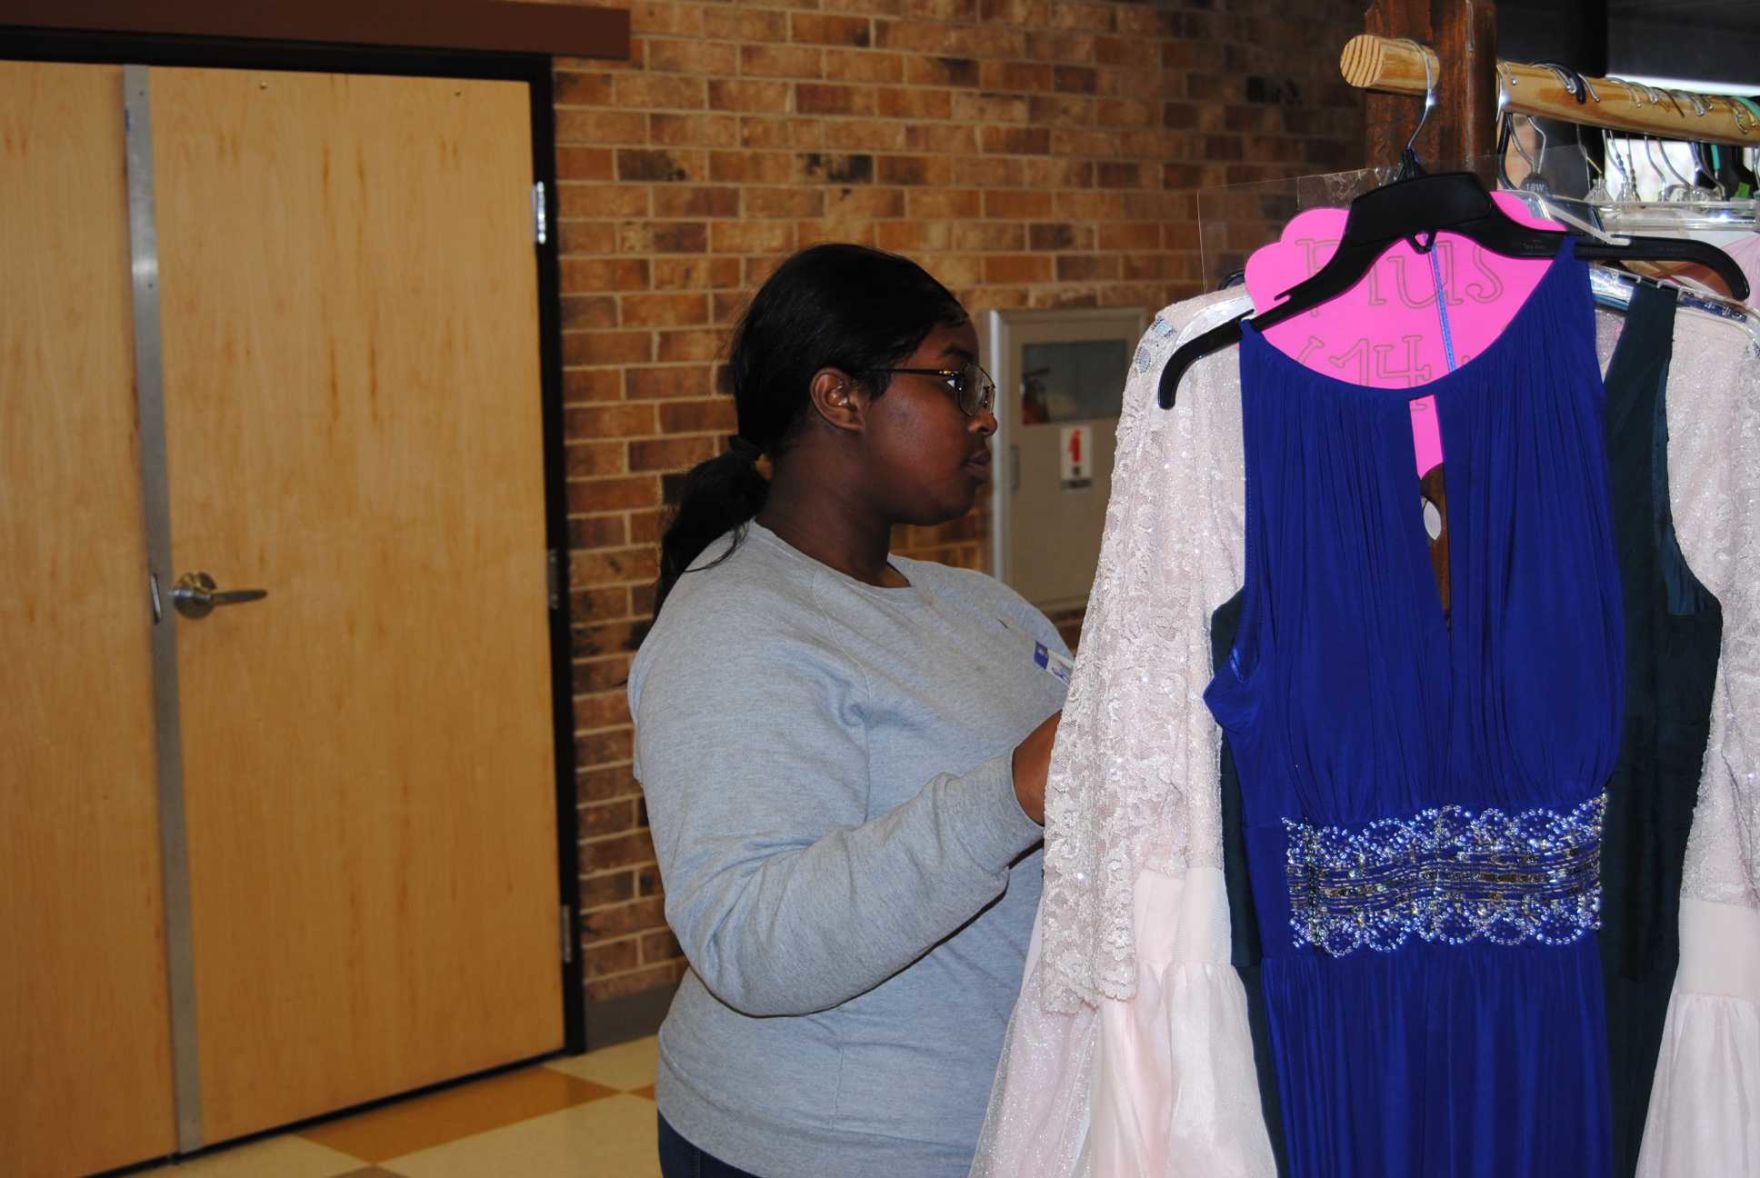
[1284,793,1605,957]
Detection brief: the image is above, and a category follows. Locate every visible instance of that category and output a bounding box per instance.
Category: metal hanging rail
[1341,33,1759,148]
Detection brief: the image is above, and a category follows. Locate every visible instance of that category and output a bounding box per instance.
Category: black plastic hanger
[1156,169,1750,409]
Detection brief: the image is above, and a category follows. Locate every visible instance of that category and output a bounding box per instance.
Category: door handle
[172,571,268,619]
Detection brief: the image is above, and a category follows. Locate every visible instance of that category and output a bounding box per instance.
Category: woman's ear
[807,367,867,435]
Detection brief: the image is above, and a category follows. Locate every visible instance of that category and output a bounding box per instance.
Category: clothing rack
[1341,33,1759,148]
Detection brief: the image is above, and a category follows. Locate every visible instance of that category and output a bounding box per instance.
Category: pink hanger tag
[1245,192,1563,476]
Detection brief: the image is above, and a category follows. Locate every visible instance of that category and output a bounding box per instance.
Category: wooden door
[0,62,180,1176]
[148,68,562,1142]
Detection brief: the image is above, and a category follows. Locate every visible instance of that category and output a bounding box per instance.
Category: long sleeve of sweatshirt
[632,579,1045,1017]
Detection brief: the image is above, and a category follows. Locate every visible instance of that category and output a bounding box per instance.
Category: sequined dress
[1204,240,1624,1177]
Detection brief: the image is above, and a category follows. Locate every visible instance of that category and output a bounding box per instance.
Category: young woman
[629,243,1068,1177]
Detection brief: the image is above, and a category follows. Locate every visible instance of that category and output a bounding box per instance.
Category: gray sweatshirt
[629,521,1068,1178]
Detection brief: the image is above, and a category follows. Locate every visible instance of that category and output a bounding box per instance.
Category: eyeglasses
[879,361,997,418]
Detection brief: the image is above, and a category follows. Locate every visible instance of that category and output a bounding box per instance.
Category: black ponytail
[653,243,965,613]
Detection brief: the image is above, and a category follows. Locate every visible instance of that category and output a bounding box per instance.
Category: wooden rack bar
[1341,33,1758,147]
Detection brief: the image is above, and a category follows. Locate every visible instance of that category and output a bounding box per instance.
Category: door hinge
[532,181,548,245]
[547,548,562,611]
[561,903,575,964]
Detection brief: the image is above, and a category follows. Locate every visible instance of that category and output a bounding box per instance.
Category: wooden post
[1364,0,1498,170]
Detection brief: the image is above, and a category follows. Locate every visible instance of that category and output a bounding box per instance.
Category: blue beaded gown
[1204,238,1622,1178]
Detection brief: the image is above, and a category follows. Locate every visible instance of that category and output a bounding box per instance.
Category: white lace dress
[973,290,1760,1178]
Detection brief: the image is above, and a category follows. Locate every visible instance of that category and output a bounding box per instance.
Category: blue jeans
[657,1113,761,1178]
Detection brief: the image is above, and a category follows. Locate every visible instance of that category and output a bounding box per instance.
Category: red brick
[586,961,685,1003]
[640,929,683,964]
[872,87,953,121]
[746,187,825,219]
[563,369,624,404]
[644,38,740,76]
[710,221,796,255]
[1055,64,1099,94]
[984,254,1053,284]
[580,762,639,803]
[980,126,1052,155]
[613,73,706,110]
[571,546,660,587]
[567,402,659,439]
[584,936,639,978]
[560,220,614,251]
[658,398,738,434]
[1098,222,1161,251]
[1028,222,1079,251]
[1096,161,1144,188]
[553,70,614,106]
[740,44,824,79]
[708,79,790,114]
[796,83,874,117]
[575,691,634,732]
[616,149,691,183]
[904,123,978,154]
[951,222,1026,251]
[572,654,633,695]
[582,897,666,940]
[561,294,619,330]
[572,620,647,666]
[822,48,906,84]
[708,151,796,185]
[563,331,651,367]
[790,13,873,46]
[581,830,656,874]
[625,365,717,401]
[621,1,701,37]
[629,435,719,471]
[906,188,981,219]
[650,113,741,149]
[652,256,740,291]
[1048,255,1119,281]
[581,870,636,909]
[903,54,979,88]
[877,155,951,186]
[571,537,634,587]
[563,257,650,293]
[1027,93,1094,128]
[827,187,905,218]
[566,441,628,480]
[624,509,662,547]
[622,293,709,328]
[984,190,1054,219]
[979,61,1054,92]
[646,186,735,220]
[619,221,709,254]
[567,476,662,514]
[658,329,725,363]
[951,91,1029,126]
[556,147,614,181]
[702,6,785,40]
[875,221,951,252]
[555,109,646,146]
[559,183,648,220]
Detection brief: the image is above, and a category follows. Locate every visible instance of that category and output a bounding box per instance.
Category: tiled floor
[141,1037,661,1177]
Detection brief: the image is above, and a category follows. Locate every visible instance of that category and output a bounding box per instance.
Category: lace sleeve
[1664,316,1760,911]
[1039,292,1252,1010]
[1636,313,1760,1178]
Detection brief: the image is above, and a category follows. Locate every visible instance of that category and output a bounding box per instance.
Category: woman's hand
[1010,710,1063,826]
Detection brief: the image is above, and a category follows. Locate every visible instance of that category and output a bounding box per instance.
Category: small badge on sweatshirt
[1034,641,1074,684]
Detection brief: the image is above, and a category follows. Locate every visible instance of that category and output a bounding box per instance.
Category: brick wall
[562,0,1365,1007]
